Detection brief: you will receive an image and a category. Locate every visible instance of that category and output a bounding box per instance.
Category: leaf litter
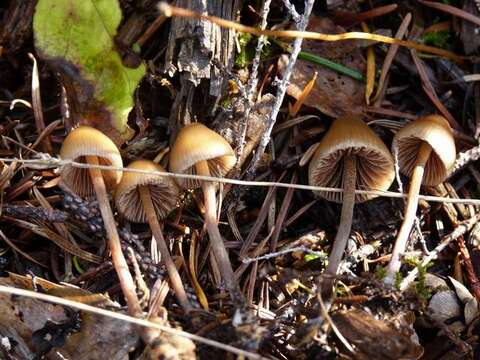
[1,0,480,359]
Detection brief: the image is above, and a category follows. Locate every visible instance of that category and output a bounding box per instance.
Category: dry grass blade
[373,13,412,104]
[158,3,464,62]
[0,229,48,268]
[2,156,480,205]
[0,285,265,359]
[239,172,284,257]
[33,187,74,241]
[333,4,398,27]
[419,0,480,27]
[273,115,322,134]
[189,231,208,310]
[270,172,297,251]
[361,22,375,105]
[28,53,51,153]
[7,217,102,263]
[289,72,317,117]
[410,48,459,129]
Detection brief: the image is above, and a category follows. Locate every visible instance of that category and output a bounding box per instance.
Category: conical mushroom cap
[393,115,456,186]
[115,160,179,223]
[308,116,395,203]
[60,126,123,197]
[169,123,236,189]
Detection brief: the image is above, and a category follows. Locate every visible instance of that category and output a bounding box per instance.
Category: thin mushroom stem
[85,156,143,317]
[195,160,243,304]
[138,185,192,312]
[325,154,357,276]
[385,142,432,284]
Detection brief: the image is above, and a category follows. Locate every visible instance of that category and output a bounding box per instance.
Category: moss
[375,265,387,280]
[421,30,453,50]
[394,271,403,290]
[413,262,433,300]
[234,33,271,69]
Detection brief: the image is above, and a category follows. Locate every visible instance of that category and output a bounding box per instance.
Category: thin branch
[158,2,464,62]
[236,0,272,160]
[245,0,315,178]
[399,215,479,291]
[242,246,326,264]
[1,156,480,205]
[0,285,264,359]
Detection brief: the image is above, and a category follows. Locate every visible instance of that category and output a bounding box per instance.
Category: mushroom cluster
[59,123,242,313]
[307,114,456,285]
[58,113,456,313]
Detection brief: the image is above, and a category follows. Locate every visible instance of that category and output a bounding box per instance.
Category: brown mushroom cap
[115,160,179,223]
[308,115,395,203]
[392,115,456,186]
[169,123,236,188]
[60,126,123,197]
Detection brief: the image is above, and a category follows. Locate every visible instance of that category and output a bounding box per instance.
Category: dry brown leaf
[278,16,366,118]
[332,308,424,360]
[0,276,138,359]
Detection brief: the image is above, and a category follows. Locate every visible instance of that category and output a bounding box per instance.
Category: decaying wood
[165,0,241,118]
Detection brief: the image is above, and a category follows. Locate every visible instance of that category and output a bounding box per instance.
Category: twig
[242,246,326,264]
[0,156,480,205]
[400,215,479,291]
[452,145,480,174]
[282,0,300,22]
[245,0,315,179]
[236,0,272,161]
[158,3,464,62]
[0,285,264,359]
[456,235,480,302]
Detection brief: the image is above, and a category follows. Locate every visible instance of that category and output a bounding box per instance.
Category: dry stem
[139,185,192,312]
[158,3,463,62]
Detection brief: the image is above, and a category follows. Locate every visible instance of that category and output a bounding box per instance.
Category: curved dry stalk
[0,285,262,359]
[385,142,432,284]
[195,160,243,304]
[138,185,192,312]
[159,3,463,62]
[325,155,357,276]
[85,156,142,317]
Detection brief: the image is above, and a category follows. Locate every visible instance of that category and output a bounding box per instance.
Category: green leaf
[33,0,145,143]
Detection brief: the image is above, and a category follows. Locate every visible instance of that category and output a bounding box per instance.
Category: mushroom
[60,126,142,316]
[169,123,241,302]
[384,115,456,284]
[115,159,192,311]
[308,115,395,276]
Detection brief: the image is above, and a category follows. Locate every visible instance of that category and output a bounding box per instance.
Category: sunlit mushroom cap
[308,116,395,203]
[115,160,179,223]
[169,123,237,189]
[393,115,456,186]
[60,126,123,197]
